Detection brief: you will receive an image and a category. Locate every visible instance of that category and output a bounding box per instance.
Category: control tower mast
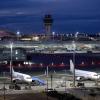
[43,14,53,35]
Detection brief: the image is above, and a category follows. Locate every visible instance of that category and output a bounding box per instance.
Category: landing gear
[9,83,21,90]
[32,80,40,86]
[25,83,31,90]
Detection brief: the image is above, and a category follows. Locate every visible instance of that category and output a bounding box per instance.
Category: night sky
[0,0,100,34]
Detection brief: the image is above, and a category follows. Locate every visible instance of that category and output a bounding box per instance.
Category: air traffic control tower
[43,14,53,34]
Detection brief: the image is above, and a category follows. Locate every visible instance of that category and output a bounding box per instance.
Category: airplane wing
[32,77,46,86]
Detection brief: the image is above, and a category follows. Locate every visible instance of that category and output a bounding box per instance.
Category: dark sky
[0,0,100,34]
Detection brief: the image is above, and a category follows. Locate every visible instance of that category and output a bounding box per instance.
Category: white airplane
[10,67,46,85]
[70,59,100,81]
[11,68,32,83]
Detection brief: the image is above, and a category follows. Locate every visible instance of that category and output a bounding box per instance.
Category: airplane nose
[25,78,32,83]
[98,75,100,79]
[28,79,32,83]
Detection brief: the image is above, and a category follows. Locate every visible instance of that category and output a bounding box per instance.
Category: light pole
[46,66,49,100]
[52,31,55,41]
[72,32,78,87]
[3,72,6,100]
[46,66,49,90]
[50,74,53,89]
[16,31,20,40]
[65,69,67,92]
[10,43,13,84]
[95,73,99,87]
[72,41,76,87]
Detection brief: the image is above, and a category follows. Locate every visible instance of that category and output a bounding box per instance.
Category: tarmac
[0,73,100,100]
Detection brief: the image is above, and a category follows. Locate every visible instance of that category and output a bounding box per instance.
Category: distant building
[43,14,53,34]
[0,30,16,40]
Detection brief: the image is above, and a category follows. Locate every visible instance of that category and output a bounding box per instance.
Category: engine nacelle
[76,77,83,81]
[12,79,16,83]
[12,79,21,83]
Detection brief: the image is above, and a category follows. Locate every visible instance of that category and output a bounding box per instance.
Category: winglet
[10,66,14,74]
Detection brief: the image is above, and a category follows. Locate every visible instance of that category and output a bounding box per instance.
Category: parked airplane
[11,68,32,83]
[10,67,46,85]
[70,59,100,81]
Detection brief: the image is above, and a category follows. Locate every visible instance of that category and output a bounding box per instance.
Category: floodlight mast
[72,32,78,87]
[46,66,49,90]
[72,40,76,87]
[10,43,13,84]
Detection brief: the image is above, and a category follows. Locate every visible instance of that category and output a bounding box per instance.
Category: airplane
[70,59,100,81]
[10,67,46,85]
[11,67,32,84]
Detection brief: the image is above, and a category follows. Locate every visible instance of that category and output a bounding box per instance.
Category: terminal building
[0,30,100,72]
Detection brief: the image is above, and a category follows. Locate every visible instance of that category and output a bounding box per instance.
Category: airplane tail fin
[10,66,14,74]
[70,59,74,73]
[44,70,47,76]
[10,61,14,74]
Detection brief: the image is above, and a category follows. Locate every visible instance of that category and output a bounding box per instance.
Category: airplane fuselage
[75,69,99,80]
[70,59,100,80]
[12,72,32,83]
